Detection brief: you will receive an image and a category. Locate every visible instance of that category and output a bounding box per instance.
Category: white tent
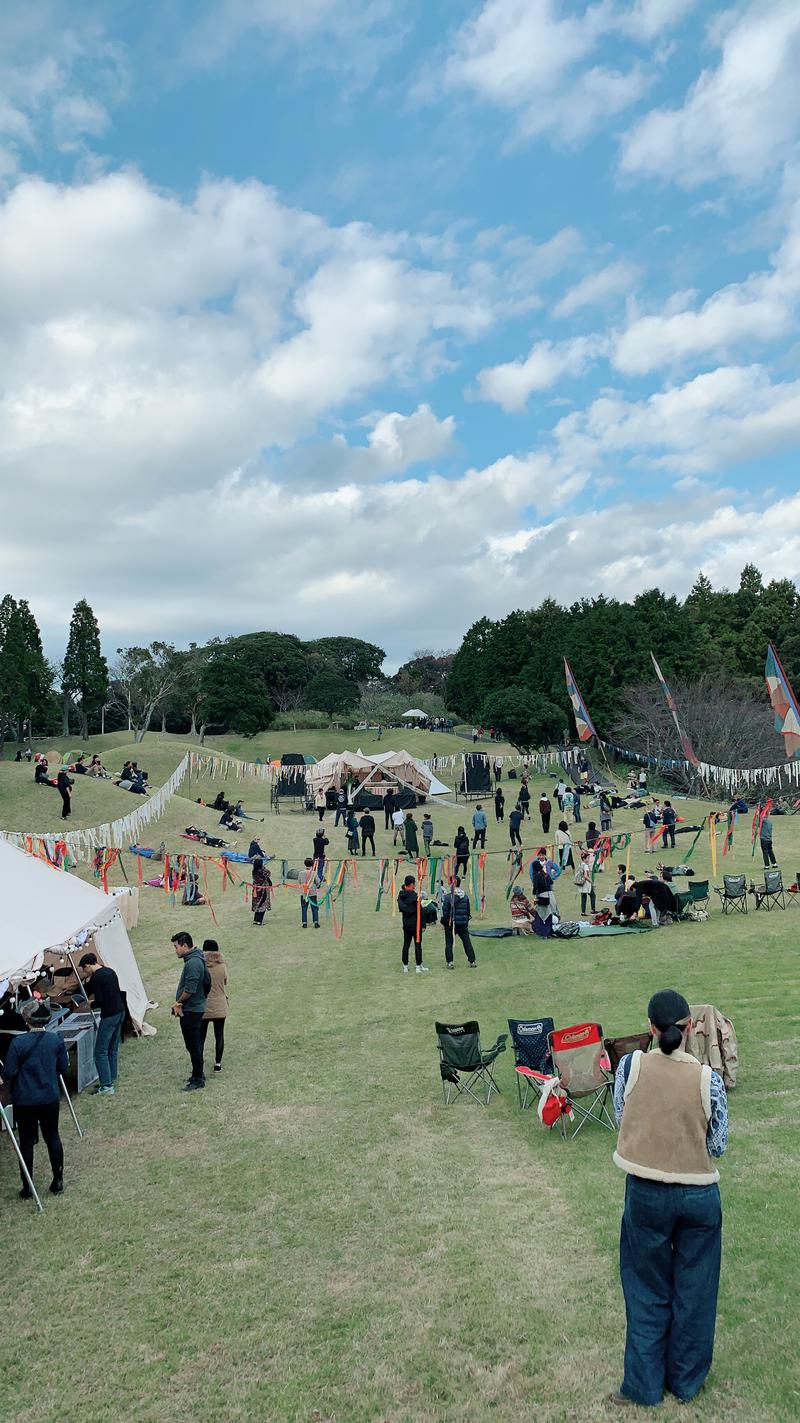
[401,709,427,719]
[369,750,451,797]
[0,838,151,1032]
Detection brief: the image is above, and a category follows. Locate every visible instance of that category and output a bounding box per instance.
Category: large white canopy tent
[306,748,451,799]
[0,838,151,1032]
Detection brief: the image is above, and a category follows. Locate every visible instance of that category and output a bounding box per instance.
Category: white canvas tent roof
[0,838,150,1031]
[401,709,427,719]
[369,750,451,796]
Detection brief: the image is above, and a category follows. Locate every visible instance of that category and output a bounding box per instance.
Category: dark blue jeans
[620,1175,722,1406]
[94,1011,124,1087]
[301,896,319,926]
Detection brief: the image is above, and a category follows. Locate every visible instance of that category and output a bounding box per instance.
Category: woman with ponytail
[608,989,728,1410]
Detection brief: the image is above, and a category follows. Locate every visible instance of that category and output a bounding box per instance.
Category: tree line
[0,597,453,747]
[2,564,793,758]
[445,565,800,757]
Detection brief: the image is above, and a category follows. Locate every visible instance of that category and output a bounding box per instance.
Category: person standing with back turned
[0,998,69,1198]
[609,988,728,1410]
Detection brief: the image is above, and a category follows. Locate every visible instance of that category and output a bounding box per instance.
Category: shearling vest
[614,1049,719,1185]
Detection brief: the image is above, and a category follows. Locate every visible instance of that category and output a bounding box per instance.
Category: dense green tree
[303,669,360,716]
[481,686,565,753]
[0,595,19,752]
[305,636,385,684]
[393,650,454,696]
[201,641,275,737]
[62,599,109,741]
[0,600,52,742]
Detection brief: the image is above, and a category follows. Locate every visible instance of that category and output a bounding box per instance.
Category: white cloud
[613,199,800,374]
[0,11,126,176]
[442,0,693,146]
[621,1,800,186]
[555,364,800,475]
[477,336,604,411]
[554,259,638,318]
[365,403,456,472]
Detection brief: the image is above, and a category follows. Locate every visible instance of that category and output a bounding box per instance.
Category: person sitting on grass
[219,806,242,832]
[510,885,535,932]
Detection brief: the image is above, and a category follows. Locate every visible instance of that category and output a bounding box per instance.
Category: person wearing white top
[391,807,406,845]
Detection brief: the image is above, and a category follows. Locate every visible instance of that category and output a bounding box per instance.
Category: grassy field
[2,736,799,1422]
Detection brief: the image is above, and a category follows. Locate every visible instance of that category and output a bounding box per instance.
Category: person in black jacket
[453,826,470,876]
[495,786,505,822]
[79,953,125,1095]
[312,828,329,870]
[360,810,376,856]
[508,805,523,846]
[518,783,531,819]
[0,998,69,1197]
[662,801,677,849]
[383,789,396,831]
[440,878,477,968]
[56,768,73,820]
[397,876,428,973]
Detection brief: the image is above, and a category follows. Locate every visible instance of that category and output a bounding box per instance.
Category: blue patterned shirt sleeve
[613,1056,729,1156]
[707,1070,729,1157]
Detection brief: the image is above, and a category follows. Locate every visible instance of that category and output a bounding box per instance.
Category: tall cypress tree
[62,599,109,741]
[3,600,52,742]
[0,594,20,752]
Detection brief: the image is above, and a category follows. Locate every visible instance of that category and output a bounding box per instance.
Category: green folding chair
[435,1021,507,1106]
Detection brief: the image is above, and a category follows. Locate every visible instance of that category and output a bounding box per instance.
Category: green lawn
[2,745,798,1422]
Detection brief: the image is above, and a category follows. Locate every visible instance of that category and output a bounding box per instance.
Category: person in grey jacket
[170,932,208,1091]
[440,879,477,968]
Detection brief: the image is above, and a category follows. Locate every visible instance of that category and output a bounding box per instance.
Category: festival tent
[369,749,451,796]
[0,838,150,1031]
[306,751,376,797]
[401,709,427,720]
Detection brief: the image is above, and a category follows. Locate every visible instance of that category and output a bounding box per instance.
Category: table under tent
[305,749,450,811]
[0,837,152,1108]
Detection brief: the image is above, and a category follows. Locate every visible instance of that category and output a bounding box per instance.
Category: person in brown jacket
[201,939,228,1073]
[609,988,728,1410]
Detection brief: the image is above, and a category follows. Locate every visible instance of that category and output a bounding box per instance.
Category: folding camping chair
[508,1017,554,1109]
[753,868,786,911]
[547,1022,616,1139]
[675,879,710,918]
[714,873,748,915]
[603,1031,652,1073]
[435,1021,507,1106]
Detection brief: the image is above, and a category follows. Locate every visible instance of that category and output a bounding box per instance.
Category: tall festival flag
[564,657,598,744]
[764,642,800,759]
[650,653,700,767]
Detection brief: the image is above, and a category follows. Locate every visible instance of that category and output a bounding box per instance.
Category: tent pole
[59,1075,84,1139]
[66,950,94,1010]
[0,1099,44,1211]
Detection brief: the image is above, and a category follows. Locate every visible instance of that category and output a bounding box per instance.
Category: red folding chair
[546,1022,616,1139]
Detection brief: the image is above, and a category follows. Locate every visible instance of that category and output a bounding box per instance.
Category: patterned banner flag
[764,642,800,759]
[650,653,700,767]
[564,657,598,743]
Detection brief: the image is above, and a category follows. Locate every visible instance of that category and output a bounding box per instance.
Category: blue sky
[2,0,800,666]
